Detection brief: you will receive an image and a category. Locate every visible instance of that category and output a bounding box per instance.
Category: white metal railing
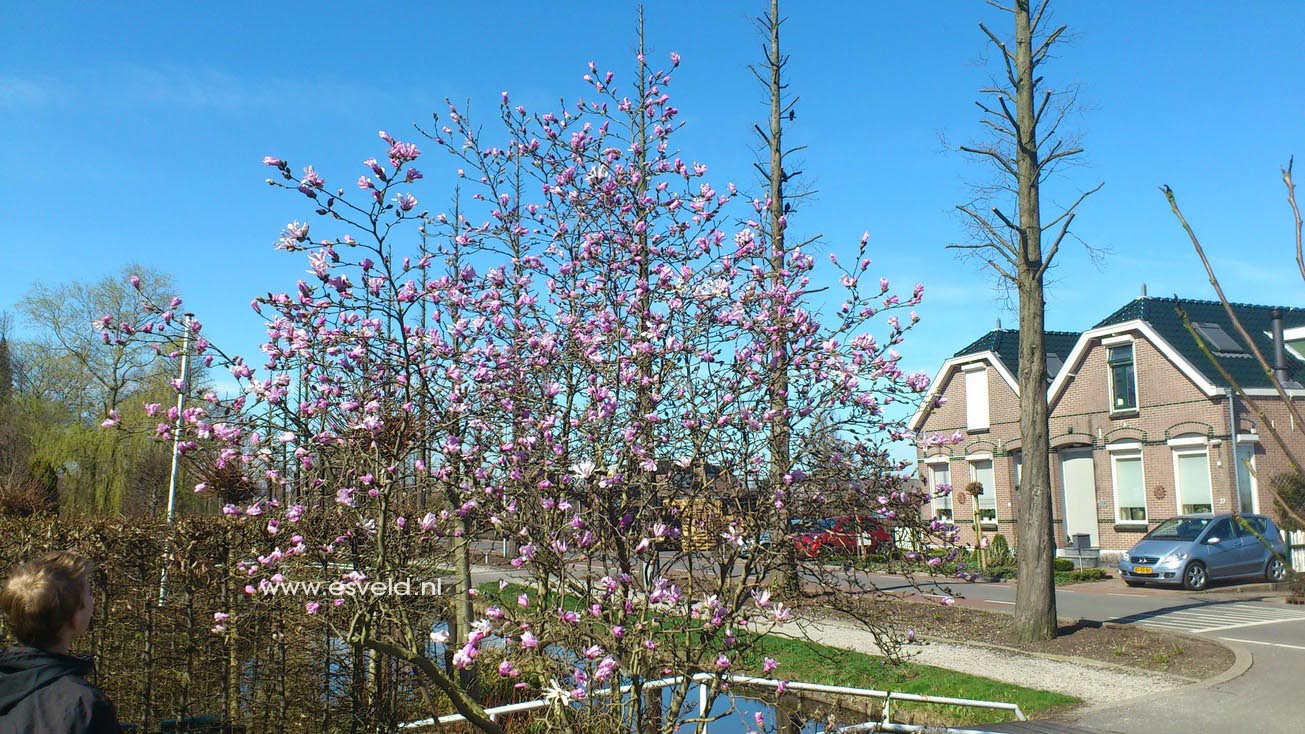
[398,671,1026,732]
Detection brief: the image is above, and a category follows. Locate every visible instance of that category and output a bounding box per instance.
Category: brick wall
[917,357,1022,548]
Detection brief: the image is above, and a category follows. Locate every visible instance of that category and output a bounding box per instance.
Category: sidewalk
[769,615,1188,708]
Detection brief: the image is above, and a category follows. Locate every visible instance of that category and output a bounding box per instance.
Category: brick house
[910,296,1305,561]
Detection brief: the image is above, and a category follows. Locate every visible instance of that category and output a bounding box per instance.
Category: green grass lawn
[748,634,1079,726]
[476,581,1079,726]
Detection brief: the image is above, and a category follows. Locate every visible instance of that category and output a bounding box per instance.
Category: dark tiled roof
[1094,297,1305,389]
[953,329,1081,380]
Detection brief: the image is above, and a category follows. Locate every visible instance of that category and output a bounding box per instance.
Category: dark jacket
[0,646,120,733]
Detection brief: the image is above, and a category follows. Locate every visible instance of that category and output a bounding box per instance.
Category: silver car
[1117,513,1289,591]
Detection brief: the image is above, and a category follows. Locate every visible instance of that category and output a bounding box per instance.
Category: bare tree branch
[978,22,1018,86]
[990,205,1019,233]
[959,144,1019,177]
[1175,306,1305,530]
[1030,0,1051,32]
[1032,25,1067,65]
[1285,158,1305,286]
[1163,184,1305,434]
[1039,182,1103,233]
[987,258,1017,281]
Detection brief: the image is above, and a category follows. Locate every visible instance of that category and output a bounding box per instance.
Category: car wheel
[1266,557,1287,583]
[1124,580,1145,588]
[1182,562,1208,591]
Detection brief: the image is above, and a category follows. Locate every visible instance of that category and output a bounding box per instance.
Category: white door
[1059,448,1099,547]
[1236,444,1258,514]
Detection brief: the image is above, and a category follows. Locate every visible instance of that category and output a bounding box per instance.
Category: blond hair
[0,551,93,648]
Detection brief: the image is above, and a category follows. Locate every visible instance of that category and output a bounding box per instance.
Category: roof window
[1193,322,1244,355]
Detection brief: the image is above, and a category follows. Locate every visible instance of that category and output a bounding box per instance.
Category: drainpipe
[1227,387,1242,512]
[1270,308,1288,385]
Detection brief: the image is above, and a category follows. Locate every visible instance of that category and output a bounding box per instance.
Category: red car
[793,516,891,558]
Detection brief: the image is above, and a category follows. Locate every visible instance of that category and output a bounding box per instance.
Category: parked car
[793,516,891,558]
[739,518,807,556]
[1117,513,1289,591]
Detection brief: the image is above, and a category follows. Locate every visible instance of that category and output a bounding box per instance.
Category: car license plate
[1133,566,1153,575]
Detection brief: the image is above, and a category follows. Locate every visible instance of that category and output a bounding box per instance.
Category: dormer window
[1107,342,1137,412]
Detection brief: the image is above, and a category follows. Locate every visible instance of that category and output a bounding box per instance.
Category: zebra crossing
[1110,602,1305,634]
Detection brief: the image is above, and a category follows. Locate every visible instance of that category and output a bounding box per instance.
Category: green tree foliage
[1,266,202,514]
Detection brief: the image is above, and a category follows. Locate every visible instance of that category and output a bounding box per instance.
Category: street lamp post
[159,313,193,605]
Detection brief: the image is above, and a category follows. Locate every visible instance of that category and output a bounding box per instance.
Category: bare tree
[950,0,1101,642]
[18,265,176,421]
[751,0,812,594]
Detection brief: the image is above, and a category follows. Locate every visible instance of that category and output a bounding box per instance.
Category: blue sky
[2,1,1301,405]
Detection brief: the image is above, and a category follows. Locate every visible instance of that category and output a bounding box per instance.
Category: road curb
[1065,637,1251,723]
[1203,581,1290,594]
[1184,636,1252,688]
[1094,625,1249,686]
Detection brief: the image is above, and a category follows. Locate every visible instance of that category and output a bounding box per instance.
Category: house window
[1010,451,1022,493]
[928,463,952,521]
[964,365,989,431]
[1174,448,1213,514]
[970,458,997,527]
[1107,344,1137,412]
[1111,449,1147,523]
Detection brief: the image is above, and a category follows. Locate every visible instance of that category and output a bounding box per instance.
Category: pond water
[666,682,828,733]
[311,623,859,732]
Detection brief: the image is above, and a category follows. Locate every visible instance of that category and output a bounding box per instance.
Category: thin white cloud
[0,73,64,107]
[0,65,402,114]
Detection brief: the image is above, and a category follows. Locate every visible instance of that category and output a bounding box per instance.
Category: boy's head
[0,551,95,650]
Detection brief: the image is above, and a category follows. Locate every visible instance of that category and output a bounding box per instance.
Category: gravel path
[772,616,1186,707]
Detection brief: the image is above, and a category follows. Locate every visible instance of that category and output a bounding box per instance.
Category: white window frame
[927,461,953,522]
[1172,445,1213,515]
[1105,338,1138,414]
[1107,443,1147,525]
[968,456,998,528]
[963,363,989,432]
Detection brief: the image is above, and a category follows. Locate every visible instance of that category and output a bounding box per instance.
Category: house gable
[1049,328,1214,417]
[909,351,1018,434]
[1048,320,1220,407]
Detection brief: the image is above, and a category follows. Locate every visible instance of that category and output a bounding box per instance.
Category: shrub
[1053,557,1074,572]
[988,533,1013,566]
[1070,568,1107,581]
[985,564,1018,580]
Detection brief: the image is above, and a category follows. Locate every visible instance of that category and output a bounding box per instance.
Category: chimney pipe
[996,317,1002,330]
[1141,283,1148,298]
[1271,308,1288,385]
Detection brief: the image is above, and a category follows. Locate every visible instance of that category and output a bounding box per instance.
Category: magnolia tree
[104,53,961,734]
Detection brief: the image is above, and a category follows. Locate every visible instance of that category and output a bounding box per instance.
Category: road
[856,570,1304,632]
[858,571,1305,734]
